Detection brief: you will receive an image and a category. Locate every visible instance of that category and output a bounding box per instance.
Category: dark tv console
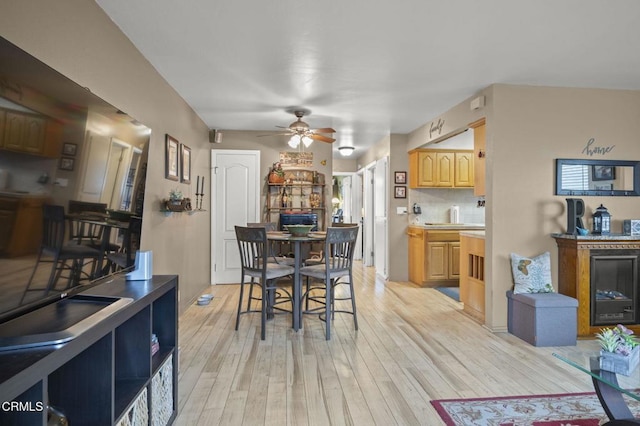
[0,274,178,426]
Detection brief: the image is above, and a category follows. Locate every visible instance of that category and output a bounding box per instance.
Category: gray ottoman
[506,290,578,347]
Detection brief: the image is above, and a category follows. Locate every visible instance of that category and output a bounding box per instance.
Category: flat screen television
[0,35,150,326]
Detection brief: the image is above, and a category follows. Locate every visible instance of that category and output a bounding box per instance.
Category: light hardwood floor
[175,261,603,425]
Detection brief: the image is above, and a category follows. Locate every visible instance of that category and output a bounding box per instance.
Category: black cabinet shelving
[0,275,178,426]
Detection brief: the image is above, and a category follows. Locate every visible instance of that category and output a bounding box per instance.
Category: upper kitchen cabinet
[409,149,474,189]
[470,119,486,196]
[1,108,63,158]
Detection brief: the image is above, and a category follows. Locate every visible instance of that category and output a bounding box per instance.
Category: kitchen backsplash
[409,188,485,225]
[0,151,56,194]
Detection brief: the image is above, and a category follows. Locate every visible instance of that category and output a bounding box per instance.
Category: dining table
[66,214,131,278]
[267,230,326,332]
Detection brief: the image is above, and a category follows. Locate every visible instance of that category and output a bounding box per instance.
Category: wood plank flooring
[175,262,602,426]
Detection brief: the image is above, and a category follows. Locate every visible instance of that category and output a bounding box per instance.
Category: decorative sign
[429,118,445,139]
[280,151,313,169]
[582,138,615,156]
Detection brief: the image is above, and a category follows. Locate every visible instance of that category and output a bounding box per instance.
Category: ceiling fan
[261,110,336,147]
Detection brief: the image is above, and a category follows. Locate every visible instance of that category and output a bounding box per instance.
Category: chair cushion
[300,264,349,280]
[59,244,101,258]
[244,263,294,280]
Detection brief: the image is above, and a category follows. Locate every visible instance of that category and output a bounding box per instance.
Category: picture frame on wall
[592,165,615,181]
[62,142,77,156]
[59,157,75,171]
[394,186,406,199]
[165,134,180,181]
[181,144,191,184]
[394,171,407,184]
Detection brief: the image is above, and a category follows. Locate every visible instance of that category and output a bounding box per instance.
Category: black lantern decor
[592,204,611,235]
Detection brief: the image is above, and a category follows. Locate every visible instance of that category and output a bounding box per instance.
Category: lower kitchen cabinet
[0,195,46,257]
[408,227,465,286]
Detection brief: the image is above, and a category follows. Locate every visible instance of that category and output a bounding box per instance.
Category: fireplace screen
[591,253,639,326]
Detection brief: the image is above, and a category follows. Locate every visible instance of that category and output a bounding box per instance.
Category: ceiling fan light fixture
[302,135,313,147]
[288,134,301,148]
[338,145,355,156]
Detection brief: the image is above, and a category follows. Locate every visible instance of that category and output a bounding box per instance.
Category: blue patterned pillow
[510,252,555,294]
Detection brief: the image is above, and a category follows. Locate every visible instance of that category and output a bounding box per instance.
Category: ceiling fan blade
[257,132,293,137]
[275,125,292,129]
[310,134,335,143]
[311,127,336,134]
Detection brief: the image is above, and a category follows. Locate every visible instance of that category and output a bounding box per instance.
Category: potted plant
[268,162,285,183]
[596,324,640,376]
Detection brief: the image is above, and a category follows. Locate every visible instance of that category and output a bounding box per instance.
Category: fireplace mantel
[552,234,640,337]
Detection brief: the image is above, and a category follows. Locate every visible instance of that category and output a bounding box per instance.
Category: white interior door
[76,131,110,202]
[211,149,260,284]
[374,156,388,279]
[363,163,375,266]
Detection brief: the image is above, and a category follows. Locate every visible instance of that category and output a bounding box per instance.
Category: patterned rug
[431,392,640,425]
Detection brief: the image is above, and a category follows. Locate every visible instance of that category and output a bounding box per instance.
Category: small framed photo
[59,157,75,171]
[394,171,407,184]
[62,142,77,156]
[181,144,191,184]
[165,134,180,181]
[394,186,406,199]
[592,165,615,181]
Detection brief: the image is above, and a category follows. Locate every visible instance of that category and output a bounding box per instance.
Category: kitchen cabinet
[470,118,486,196]
[426,240,460,282]
[407,226,425,284]
[409,149,474,189]
[460,231,485,323]
[1,108,63,158]
[0,109,5,148]
[0,195,46,257]
[407,227,464,286]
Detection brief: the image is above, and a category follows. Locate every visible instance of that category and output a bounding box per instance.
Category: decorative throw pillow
[510,252,555,294]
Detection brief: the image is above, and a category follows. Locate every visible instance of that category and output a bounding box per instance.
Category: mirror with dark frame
[555,158,640,196]
[0,36,150,323]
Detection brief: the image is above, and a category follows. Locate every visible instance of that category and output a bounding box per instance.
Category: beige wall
[388,134,409,282]
[412,83,640,332]
[1,1,211,312]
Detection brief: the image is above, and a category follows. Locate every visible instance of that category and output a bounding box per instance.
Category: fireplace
[590,250,639,326]
[553,234,640,337]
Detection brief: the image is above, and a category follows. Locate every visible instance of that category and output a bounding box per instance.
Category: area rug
[435,286,460,302]
[431,391,640,425]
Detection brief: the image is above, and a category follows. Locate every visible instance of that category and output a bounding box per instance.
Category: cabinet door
[426,242,448,280]
[3,111,24,151]
[417,151,437,187]
[0,110,5,148]
[435,152,454,187]
[408,229,425,284]
[472,121,486,196]
[454,152,474,187]
[448,242,460,279]
[21,115,46,154]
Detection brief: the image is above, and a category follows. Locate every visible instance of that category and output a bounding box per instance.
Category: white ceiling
[96,0,640,157]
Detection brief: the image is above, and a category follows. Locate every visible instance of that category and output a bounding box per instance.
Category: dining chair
[246,222,295,265]
[22,204,102,300]
[299,225,359,340]
[67,200,120,253]
[235,225,295,340]
[106,216,142,272]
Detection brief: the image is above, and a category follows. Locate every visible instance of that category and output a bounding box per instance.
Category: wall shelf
[266,181,326,230]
